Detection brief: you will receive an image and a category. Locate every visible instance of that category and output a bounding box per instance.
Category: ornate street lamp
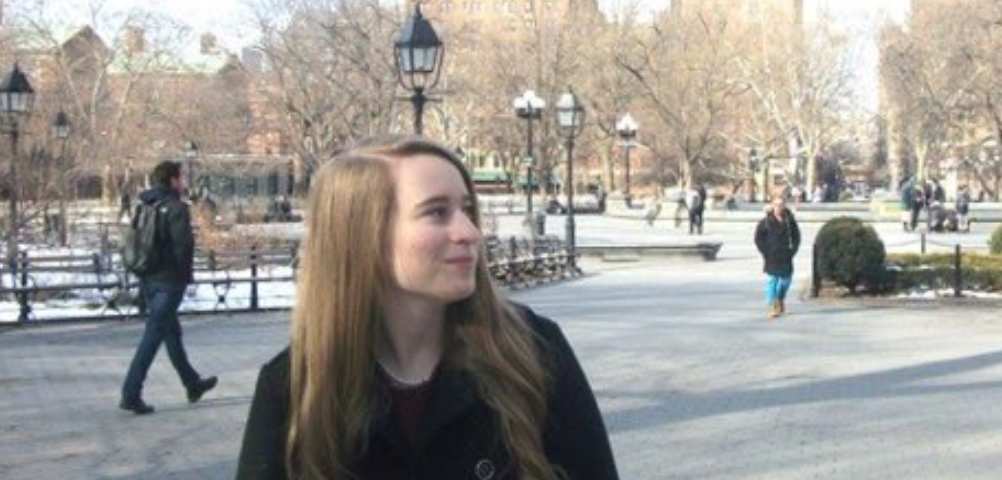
[748,148,759,202]
[556,87,584,257]
[513,89,545,235]
[616,113,638,206]
[52,111,72,246]
[183,140,198,198]
[1,63,35,280]
[394,3,444,135]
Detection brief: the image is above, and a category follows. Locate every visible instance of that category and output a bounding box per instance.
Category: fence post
[954,244,962,298]
[16,251,30,323]
[250,244,259,311]
[811,243,821,298]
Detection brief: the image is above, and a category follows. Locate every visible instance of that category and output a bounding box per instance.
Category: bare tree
[733,14,856,192]
[880,3,976,189]
[617,7,745,191]
[251,0,400,182]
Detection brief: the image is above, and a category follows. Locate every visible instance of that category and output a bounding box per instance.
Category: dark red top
[384,375,434,447]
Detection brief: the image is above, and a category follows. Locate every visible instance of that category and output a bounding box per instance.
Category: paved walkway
[2,250,1002,479]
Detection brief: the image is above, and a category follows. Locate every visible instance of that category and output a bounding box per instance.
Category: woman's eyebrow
[414,195,473,209]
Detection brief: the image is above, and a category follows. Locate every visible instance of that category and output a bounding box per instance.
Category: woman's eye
[427,207,448,218]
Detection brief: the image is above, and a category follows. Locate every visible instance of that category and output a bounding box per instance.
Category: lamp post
[616,113,638,206]
[556,87,585,255]
[183,140,198,199]
[1,63,35,269]
[53,111,71,246]
[747,148,759,203]
[513,89,545,235]
[394,3,444,135]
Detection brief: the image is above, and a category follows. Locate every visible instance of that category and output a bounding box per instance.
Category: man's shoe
[187,376,218,403]
[767,302,780,320]
[778,299,786,315]
[120,397,155,415]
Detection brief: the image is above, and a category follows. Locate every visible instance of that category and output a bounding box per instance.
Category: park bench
[186,244,300,312]
[0,252,122,322]
[484,235,580,288]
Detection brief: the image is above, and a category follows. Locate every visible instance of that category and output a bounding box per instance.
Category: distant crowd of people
[901,178,971,233]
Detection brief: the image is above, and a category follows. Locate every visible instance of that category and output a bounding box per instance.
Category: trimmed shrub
[815,216,886,293]
[991,224,1002,255]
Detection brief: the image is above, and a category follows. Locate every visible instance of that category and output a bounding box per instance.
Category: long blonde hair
[287,135,561,480]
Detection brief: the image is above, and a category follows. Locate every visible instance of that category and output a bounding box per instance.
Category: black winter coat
[754,211,801,277]
[234,307,619,480]
[139,187,194,285]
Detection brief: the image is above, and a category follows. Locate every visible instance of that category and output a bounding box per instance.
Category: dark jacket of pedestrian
[956,191,971,215]
[235,307,619,480]
[138,186,194,285]
[754,209,801,277]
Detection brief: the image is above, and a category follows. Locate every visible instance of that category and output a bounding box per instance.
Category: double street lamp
[394,3,444,135]
[1,63,35,268]
[556,87,585,255]
[616,113,639,206]
[513,90,545,234]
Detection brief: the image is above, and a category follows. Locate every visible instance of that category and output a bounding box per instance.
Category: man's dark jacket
[234,307,619,480]
[754,210,801,277]
[139,186,194,285]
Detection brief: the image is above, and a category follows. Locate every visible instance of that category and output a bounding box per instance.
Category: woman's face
[386,154,482,307]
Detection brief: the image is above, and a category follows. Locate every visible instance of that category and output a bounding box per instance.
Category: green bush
[991,224,1002,255]
[816,216,886,293]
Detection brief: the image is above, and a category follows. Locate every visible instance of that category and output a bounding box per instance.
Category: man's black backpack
[122,201,167,276]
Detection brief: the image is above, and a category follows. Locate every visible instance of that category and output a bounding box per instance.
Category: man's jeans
[766,274,792,304]
[122,281,198,400]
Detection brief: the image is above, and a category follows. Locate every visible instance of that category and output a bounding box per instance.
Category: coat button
[474,459,496,480]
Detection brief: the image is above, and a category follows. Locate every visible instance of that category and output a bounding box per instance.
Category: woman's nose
[453,212,482,244]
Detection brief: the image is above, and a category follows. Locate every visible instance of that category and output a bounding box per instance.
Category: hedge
[886,253,1002,292]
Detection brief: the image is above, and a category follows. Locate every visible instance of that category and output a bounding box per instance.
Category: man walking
[909,184,925,233]
[686,184,707,235]
[120,160,216,414]
[956,186,971,233]
[754,196,801,320]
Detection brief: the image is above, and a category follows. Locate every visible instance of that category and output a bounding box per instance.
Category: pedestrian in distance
[909,184,925,233]
[643,197,662,227]
[674,195,688,229]
[754,195,801,320]
[956,186,971,233]
[899,179,913,232]
[120,160,217,414]
[686,184,706,235]
[118,188,133,223]
[235,135,619,480]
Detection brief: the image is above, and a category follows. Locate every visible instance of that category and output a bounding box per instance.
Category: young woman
[754,195,801,319]
[235,135,618,480]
